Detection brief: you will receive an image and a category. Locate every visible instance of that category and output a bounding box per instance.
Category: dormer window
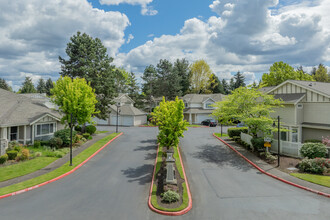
[205,103,214,109]
[184,102,188,108]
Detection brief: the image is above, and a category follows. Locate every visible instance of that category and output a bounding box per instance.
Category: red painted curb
[0,132,123,200]
[148,144,193,216]
[212,133,330,198]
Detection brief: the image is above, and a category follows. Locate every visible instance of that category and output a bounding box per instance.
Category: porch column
[23,125,27,145]
[1,127,7,140]
[189,113,192,124]
[31,125,35,144]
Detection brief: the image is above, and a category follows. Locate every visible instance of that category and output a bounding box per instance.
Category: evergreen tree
[59,31,117,119]
[0,78,12,91]
[45,78,54,96]
[229,78,235,92]
[221,79,230,95]
[142,65,158,111]
[19,77,36,93]
[234,71,246,89]
[173,58,190,95]
[36,78,47,93]
[208,74,224,94]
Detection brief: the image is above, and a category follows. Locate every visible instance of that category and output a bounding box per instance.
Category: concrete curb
[0,132,123,200]
[213,133,330,198]
[148,144,193,216]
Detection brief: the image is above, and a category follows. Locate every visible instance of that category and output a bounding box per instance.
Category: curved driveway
[0,127,329,220]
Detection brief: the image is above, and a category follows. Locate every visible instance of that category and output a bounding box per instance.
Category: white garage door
[94,117,109,125]
[196,114,212,124]
[110,115,121,126]
[122,116,133,126]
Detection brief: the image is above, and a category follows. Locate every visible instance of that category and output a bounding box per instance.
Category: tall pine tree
[173,58,190,95]
[45,78,54,96]
[0,78,12,91]
[234,71,246,89]
[36,78,47,93]
[19,77,36,94]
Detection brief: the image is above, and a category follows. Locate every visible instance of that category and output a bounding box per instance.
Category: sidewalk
[0,132,112,189]
[220,137,330,195]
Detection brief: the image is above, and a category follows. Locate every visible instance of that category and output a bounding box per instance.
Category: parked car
[236,122,246,127]
[201,119,217,127]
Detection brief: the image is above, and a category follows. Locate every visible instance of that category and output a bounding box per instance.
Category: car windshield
[209,119,216,122]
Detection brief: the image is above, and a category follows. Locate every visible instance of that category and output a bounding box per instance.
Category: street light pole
[70,113,73,166]
[116,105,119,133]
[277,116,280,167]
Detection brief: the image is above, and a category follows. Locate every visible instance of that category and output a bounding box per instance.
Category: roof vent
[308,83,312,87]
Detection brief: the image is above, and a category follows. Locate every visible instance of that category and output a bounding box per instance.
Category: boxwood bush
[49,137,63,149]
[251,137,265,151]
[300,143,327,159]
[0,154,8,164]
[54,129,77,147]
[7,150,18,160]
[161,190,180,203]
[86,125,96,135]
[228,127,248,138]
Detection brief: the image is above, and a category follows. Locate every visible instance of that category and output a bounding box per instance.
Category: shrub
[300,143,327,159]
[260,152,277,163]
[304,139,322,143]
[233,136,241,142]
[86,125,96,135]
[45,151,56,157]
[251,137,265,152]
[161,190,180,203]
[34,141,41,148]
[75,134,83,142]
[35,152,42,157]
[82,133,91,139]
[0,154,8,164]
[14,145,22,152]
[40,140,50,146]
[54,129,77,147]
[228,127,248,138]
[74,125,82,132]
[54,151,64,158]
[49,137,63,149]
[20,148,30,161]
[298,158,329,174]
[7,150,18,160]
[322,136,330,147]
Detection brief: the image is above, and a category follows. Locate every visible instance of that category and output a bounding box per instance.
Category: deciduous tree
[313,64,328,82]
[189,60,214,94]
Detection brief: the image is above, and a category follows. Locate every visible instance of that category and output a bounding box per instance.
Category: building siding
[303,103,330,124]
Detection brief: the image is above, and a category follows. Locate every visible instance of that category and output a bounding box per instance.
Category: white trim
[35,122,56,137]
[30,113,60,125]
[202,97,216,103]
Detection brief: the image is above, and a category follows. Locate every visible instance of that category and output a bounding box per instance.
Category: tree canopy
[51,76,98,126]
[45,78,54,96]
[0,78,12,91]
[36,78,47,94]
[212,87,283,137]
[189,59,214,94]
[59,31,116,119]
[19,77,36,94]
[313,64,329,82]
[261,61,314,86]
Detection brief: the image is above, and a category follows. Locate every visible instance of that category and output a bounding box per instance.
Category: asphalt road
[0,126,329,220]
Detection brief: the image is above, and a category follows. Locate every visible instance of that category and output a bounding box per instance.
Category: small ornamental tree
[212,87,283,138]
[152,97,188,149]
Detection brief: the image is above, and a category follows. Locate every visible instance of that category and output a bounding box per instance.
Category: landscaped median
[0,132,122,199]
[148,144,192,215]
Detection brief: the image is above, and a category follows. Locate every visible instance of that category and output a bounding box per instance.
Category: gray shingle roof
[109,104,147,116]
[259,86,276,93]
[287,80,330,97]
[0,89,61,127]
[182,93,225,103]
[273,93,305,104]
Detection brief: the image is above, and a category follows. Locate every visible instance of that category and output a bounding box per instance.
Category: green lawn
[291,173,330,188]
[0,157,57,182]
[150,145,189,212]
[187,124,202,127]
[0,133,119,196]
[214,133,229,138]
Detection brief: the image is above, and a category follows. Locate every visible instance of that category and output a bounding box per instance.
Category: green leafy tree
[173,58,190,95]
[212,87,283,137]
[156,59,182,100]
[51,76,98,126]
[45,78,54,96]
[189,60,214,94]
[19,77,36,93]
[208,74,224,94]
[234,71,246,89]
[152,97,188,149]
[36,78,47,93]
[313,64,328,82]
[262,61,314,86]
[0,78,12,91]
[59,31,116,119]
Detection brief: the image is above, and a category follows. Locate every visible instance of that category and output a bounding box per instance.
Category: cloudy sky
[0,0,329,91]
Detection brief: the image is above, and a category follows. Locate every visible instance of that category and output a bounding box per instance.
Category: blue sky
[0,0,329,91]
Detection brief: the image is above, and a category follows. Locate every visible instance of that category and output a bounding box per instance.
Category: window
[184,102,188,108]
[205,103,214,109]
[280,131,287,141]
[291,128,298,142]
[36,123,55,136]
[10,126,18,141]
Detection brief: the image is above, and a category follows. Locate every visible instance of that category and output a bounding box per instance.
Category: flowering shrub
[322,136,330,147]
[298,158,330,174]
[299,143,327,159]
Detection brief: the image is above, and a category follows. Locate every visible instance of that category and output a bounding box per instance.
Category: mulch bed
[154,150,185,209]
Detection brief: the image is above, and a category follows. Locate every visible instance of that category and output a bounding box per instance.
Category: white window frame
[291,127,298,143]
[204,102,214,109]
[35,122,56,137]
[280,126,288,141]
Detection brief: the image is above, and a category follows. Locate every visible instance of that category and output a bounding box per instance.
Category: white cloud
[0,0,130,90]
[126,34,134,43]
[100,0,157,16]
[147,34,154,38]
[116,0,330,83]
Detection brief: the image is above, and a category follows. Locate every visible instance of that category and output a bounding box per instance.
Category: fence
[240,133,253,148]
[270,140,302,158]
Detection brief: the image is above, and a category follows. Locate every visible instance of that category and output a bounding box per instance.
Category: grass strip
[150,145,189,212]
[291,173,330,188]
[0,133,119,196]
[0,157,57,182]
[214,133,229,138]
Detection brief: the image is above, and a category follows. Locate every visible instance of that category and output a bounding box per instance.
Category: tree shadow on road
[121,164,154,185]
[191,145,252,172]
[144,152,157,160]
[140,139,157,144]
